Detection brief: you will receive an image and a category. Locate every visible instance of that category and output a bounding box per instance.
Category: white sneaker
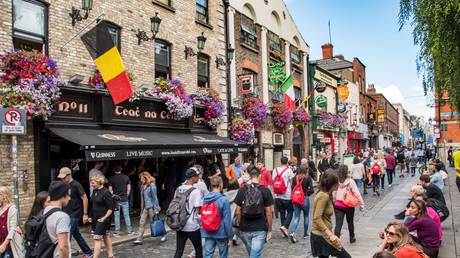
[388,184,392,188]
[128,232,136,236]
[160,236,167,242]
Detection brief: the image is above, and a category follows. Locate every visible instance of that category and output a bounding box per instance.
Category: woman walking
[90,176,115,258]
[289,167,314,243]
[349,157,366,193]
[376,222,428,258]
[134,171,166,244]
[0,186,22,258]
[333,165,364,243]
[310,172,351,258]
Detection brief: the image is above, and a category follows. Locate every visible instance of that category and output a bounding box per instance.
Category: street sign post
[0,108,27,223]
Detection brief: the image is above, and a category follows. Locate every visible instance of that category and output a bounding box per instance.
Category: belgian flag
[81,21,133,104]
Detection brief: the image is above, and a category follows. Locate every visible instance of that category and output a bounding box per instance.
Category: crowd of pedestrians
[0,145,457,258]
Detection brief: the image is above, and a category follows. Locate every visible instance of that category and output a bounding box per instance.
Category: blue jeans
[354,179,363,190]
[241,231,267,258]
[114,201,133,234]
[290,196,310,236]
[0,248,13,258]
[204,238,228,258]
[70,217,93,256]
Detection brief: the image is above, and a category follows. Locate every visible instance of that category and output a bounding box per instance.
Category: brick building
[227,0,310,169]
[435,91,460,148]
[0,0,235,218]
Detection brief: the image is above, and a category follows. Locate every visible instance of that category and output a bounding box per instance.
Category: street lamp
[185,32,207,59]
[69,0,93,26]
[135,12,162,45]
[197,32,207,51]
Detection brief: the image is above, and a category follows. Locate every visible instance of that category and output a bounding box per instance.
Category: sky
[285,0,434,120]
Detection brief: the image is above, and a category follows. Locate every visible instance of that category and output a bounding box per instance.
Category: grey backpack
[166,187,196,231]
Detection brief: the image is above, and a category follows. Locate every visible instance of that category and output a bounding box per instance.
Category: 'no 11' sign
[0,108,27,135]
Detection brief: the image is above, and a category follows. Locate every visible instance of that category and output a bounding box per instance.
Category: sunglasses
[384,228,397,237]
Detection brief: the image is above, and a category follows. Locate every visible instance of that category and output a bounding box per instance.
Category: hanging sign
[337,85,350,101]
[337,103,347,113]
[315,80,326,93]
[239,74,254,94]
[377,109,385,123]
[269,61,286,84]
[0,108,27,135]
[315,95,328,108]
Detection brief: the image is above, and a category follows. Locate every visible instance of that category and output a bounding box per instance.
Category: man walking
[317,152,330,181]
[234,166,273,258]
[57,167,93,258]
[256,160,272,189]
[272,156,295,237]
[201,177,232,258]
[108,164,134,237]
[44,181,72,258]
[397,149,406,178]
[384,151,396,187]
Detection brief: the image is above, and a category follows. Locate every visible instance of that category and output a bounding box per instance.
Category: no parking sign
[0,108,27,135]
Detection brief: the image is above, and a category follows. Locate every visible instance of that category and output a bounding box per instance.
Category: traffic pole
[11,135,20,223]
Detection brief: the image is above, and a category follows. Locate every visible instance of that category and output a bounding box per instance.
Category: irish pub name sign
[52,87,206,129]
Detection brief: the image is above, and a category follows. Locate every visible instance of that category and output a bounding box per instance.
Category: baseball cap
[57,167,72,179]
[185,167,199,179]
[48,181,70,201]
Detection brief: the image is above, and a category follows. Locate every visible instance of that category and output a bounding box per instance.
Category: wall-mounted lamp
[216,57,226,69]
[185,32,207,59]
[135,12,162,45]
[227,44,235,63]
[69,0,93,26]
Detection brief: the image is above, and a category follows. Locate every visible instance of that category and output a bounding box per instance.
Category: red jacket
[385,154,396,170]
[259,167,272,189]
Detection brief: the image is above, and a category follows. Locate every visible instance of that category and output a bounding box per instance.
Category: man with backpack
[370,154,383,196]
[200,177,232,258]
[28,181,71,258]
[234,166,273,258]
[167,168,203,258]
[272,156,295,237]
[57,167,93,258]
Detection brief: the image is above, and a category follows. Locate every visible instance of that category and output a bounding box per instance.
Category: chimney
[321,43,333,59]
[367,83,376,94]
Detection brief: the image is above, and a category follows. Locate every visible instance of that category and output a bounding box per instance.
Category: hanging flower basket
[230,118,255,143]
[272,103,293,128]
[243,96,268,128]
[293,108,312,123]
[317,111,346,129]
[0,50,63,119]
[193,88,225,128]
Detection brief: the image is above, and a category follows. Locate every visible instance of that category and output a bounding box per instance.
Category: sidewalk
[440,167,460,258]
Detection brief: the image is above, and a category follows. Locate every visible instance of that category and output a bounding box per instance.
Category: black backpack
[166,187,196,231]
[427,198,449,222]
[24,208,60,258]
[241,184,265,219]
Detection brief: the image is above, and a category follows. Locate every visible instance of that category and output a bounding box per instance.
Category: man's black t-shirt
[108,173,131,202]
[234,183,273,232]
[424,184,446,205]
[63,180,86,218]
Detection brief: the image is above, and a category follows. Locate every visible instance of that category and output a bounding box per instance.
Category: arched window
[155,39,171,80]
[198,53,210,88]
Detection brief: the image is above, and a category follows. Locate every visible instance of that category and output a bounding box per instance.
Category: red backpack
[273,167,289,194]
[371,161,381,175]
[292,176,305,205]
[200,201,221,232]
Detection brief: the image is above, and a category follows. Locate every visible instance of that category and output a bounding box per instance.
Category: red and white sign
[1,108,27,135]
[4,110,22,125]
[239,74,254,94]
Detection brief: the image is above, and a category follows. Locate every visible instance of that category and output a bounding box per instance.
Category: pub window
[290,45,300,64]
[12,0,48,52]
[294,87,302,107]
[240,15,258,49]
[197,53,210,88]
[104,21,121,52]
[155,40,171,80]
[196,0,208,23]
[269,31,281,54]
[155,0,172,7]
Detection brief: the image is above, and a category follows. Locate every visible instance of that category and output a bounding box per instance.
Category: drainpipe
[223,0,232,129]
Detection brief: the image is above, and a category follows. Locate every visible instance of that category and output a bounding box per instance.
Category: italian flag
[280,75,295,111]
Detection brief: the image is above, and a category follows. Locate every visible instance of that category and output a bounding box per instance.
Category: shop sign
[314,70,337,87]
[239,74,255,94]
[377,109,385,123]
[0,108,27,135]
[53,89,95,121]
[314,80,326,93]
[320,137,331,143]
[337,85,349,101]
[315,95,328,108]
[316,133,324,139]
[337,103,347,113]
[269,61,286,84]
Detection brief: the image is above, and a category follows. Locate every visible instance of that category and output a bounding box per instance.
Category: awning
[49,127,250,161]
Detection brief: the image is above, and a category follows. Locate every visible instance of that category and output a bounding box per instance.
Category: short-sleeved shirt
[272,166,295,200]
[108,173,131,202]
[176,184,203,232]
[454,150,460,176]
[234,183,274,232]
[63,180,85,218]
[44,206,71,258]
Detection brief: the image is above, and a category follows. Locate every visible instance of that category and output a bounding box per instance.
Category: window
[290,45,300,64]
[440,124,448,131]
[101,21,121,51]
[196,0,208,23]
[13,0,47,52]
[240,15,258,49]
[155,0,171,6]
[155,40,171,80]
[243,68,258,86]
[198,54,210,88]
[294,87,302,107]
[269,31,281,54]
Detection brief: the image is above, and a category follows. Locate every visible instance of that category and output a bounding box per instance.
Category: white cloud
[374,84,405,104]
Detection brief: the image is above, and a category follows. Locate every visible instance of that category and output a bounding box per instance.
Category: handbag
[150,215,166,237]
[342,185,360,208]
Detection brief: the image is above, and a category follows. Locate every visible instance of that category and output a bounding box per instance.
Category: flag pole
[59,12,106,51]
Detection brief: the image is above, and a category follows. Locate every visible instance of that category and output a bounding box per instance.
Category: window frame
[290,45,301,64]
[154,39,172,80]
[12,0,49,53]
[242,68,258,95]
[240,15,258,49]
[101,20,121,52]
[196,0,208,24]
[294,86,302,107]
[197,53,210,88]
[269,31,281,54]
